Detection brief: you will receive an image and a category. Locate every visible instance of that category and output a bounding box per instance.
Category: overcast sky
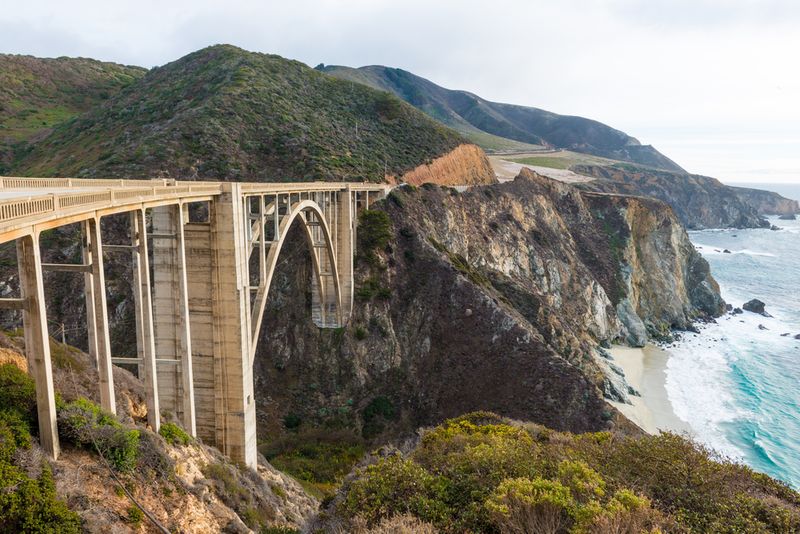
[3,0,799,183]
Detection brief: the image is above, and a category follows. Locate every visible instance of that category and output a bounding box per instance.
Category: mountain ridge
[9,45,489,184]
[317,63,684,172]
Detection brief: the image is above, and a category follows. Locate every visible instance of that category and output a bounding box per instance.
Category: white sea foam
[693,244,776,257]
[665,323,749,460]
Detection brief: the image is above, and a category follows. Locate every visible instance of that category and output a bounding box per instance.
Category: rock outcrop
[391,143,496,186]
[575,165,770,229]
[731,186,800,216]
[252,168,723,442]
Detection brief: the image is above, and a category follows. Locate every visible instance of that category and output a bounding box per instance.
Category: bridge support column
[152,205,196,436]
[17,234,59,459]
[81,221,98,370]
[336,188,355,319]
[131,210,159,432]
[185,186,256,467]
[86,217,116,414]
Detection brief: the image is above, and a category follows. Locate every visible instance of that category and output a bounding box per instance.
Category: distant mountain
[317,64,684,172]
[0,54,145,172]
[11,46,469,182]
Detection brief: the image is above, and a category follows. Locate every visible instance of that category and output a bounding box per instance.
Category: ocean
[665,183,800,490]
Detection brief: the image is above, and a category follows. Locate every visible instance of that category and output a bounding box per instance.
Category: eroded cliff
[253,169,723,443]
[390,143,496,186]
[731,185,800,216]
[575,164,771,229]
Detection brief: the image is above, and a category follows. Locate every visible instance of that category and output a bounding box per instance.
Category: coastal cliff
[253,169,723,442]
[575,164,771,229]
[731,185,800,216]
[391,143,496,186]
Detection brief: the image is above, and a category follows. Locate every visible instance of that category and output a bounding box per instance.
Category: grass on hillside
[462,130,546,153]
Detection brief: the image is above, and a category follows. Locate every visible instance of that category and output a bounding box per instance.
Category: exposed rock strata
[575,165,771,229]
[730,186,800,216]
[391,143,496,186]
[253,169,723,441]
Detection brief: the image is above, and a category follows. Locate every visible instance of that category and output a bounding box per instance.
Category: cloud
[1,0,798,181]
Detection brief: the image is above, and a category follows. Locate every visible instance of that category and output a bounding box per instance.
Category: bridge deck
[0,177,387,242]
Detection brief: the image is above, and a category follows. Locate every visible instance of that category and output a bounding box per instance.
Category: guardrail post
[17,233,60,459]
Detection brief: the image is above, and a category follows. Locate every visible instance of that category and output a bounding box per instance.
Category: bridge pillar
[152,205,196,436]
[86,217,116,415]
[130,209,159,432]
[185,185,256,467]
[336,188,355,319]
[17,234,59,459]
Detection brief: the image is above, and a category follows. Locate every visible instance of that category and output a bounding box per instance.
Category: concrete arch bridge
[0,177,387,467]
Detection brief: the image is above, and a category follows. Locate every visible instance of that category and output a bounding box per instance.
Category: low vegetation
[11,45,465,181]
[335,412,800,533]
[263,428,366,499]
[0,364,81,532]
[58,397,140,472]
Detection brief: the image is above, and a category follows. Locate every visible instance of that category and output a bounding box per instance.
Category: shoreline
[608,345,692,436]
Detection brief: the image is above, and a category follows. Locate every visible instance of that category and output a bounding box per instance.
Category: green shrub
[282,413,302,431]
[342,454,450,525]
[126,505,144,526]
[0,455,81,533]
[264,429,365,498]
[361,397,396,439]
[485,477,576,534]
[353,326,367,340]
[0,363,37,424]
[159,422,191,446]
[336,412,800,533]
[58,397,139,472]
[358,210,392,265]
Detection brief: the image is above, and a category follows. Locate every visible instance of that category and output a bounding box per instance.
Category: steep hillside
[251,170,723,449]
[11,45,480,183]
[0,334,316,532]
[317,64,683,171]
[0,54,145,172]
[575,164,773,229]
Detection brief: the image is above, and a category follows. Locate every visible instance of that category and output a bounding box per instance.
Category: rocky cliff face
[0,169,722,459]
[252,169,723,442]
[575,164,770,229]
[731,185,800,216]
[391,143,496,186]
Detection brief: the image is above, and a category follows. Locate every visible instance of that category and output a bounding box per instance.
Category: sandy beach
[608,345,692,435]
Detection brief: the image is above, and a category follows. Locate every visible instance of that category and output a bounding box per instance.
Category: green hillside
[318,64,683,171]
[11,45,466,182]
[0,54,145,172]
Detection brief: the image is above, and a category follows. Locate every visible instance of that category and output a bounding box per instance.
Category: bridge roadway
[0,176,388,467]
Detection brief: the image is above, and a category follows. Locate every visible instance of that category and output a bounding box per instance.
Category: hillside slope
[11,45,479,183]
[0,54,145,172]
[317,64,683,171]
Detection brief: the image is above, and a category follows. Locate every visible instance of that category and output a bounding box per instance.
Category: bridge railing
[0,177,174,189]
[0,185,223,226]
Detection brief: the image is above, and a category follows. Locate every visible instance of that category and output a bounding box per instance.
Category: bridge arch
[0,177,386,467]
[248,199,343,359]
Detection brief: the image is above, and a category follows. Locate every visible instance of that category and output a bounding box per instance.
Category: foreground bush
[58,397,139,472]
[0,364,81,532]
[336,411,800,533]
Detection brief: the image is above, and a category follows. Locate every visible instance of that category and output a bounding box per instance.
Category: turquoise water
[665,184,800,489]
